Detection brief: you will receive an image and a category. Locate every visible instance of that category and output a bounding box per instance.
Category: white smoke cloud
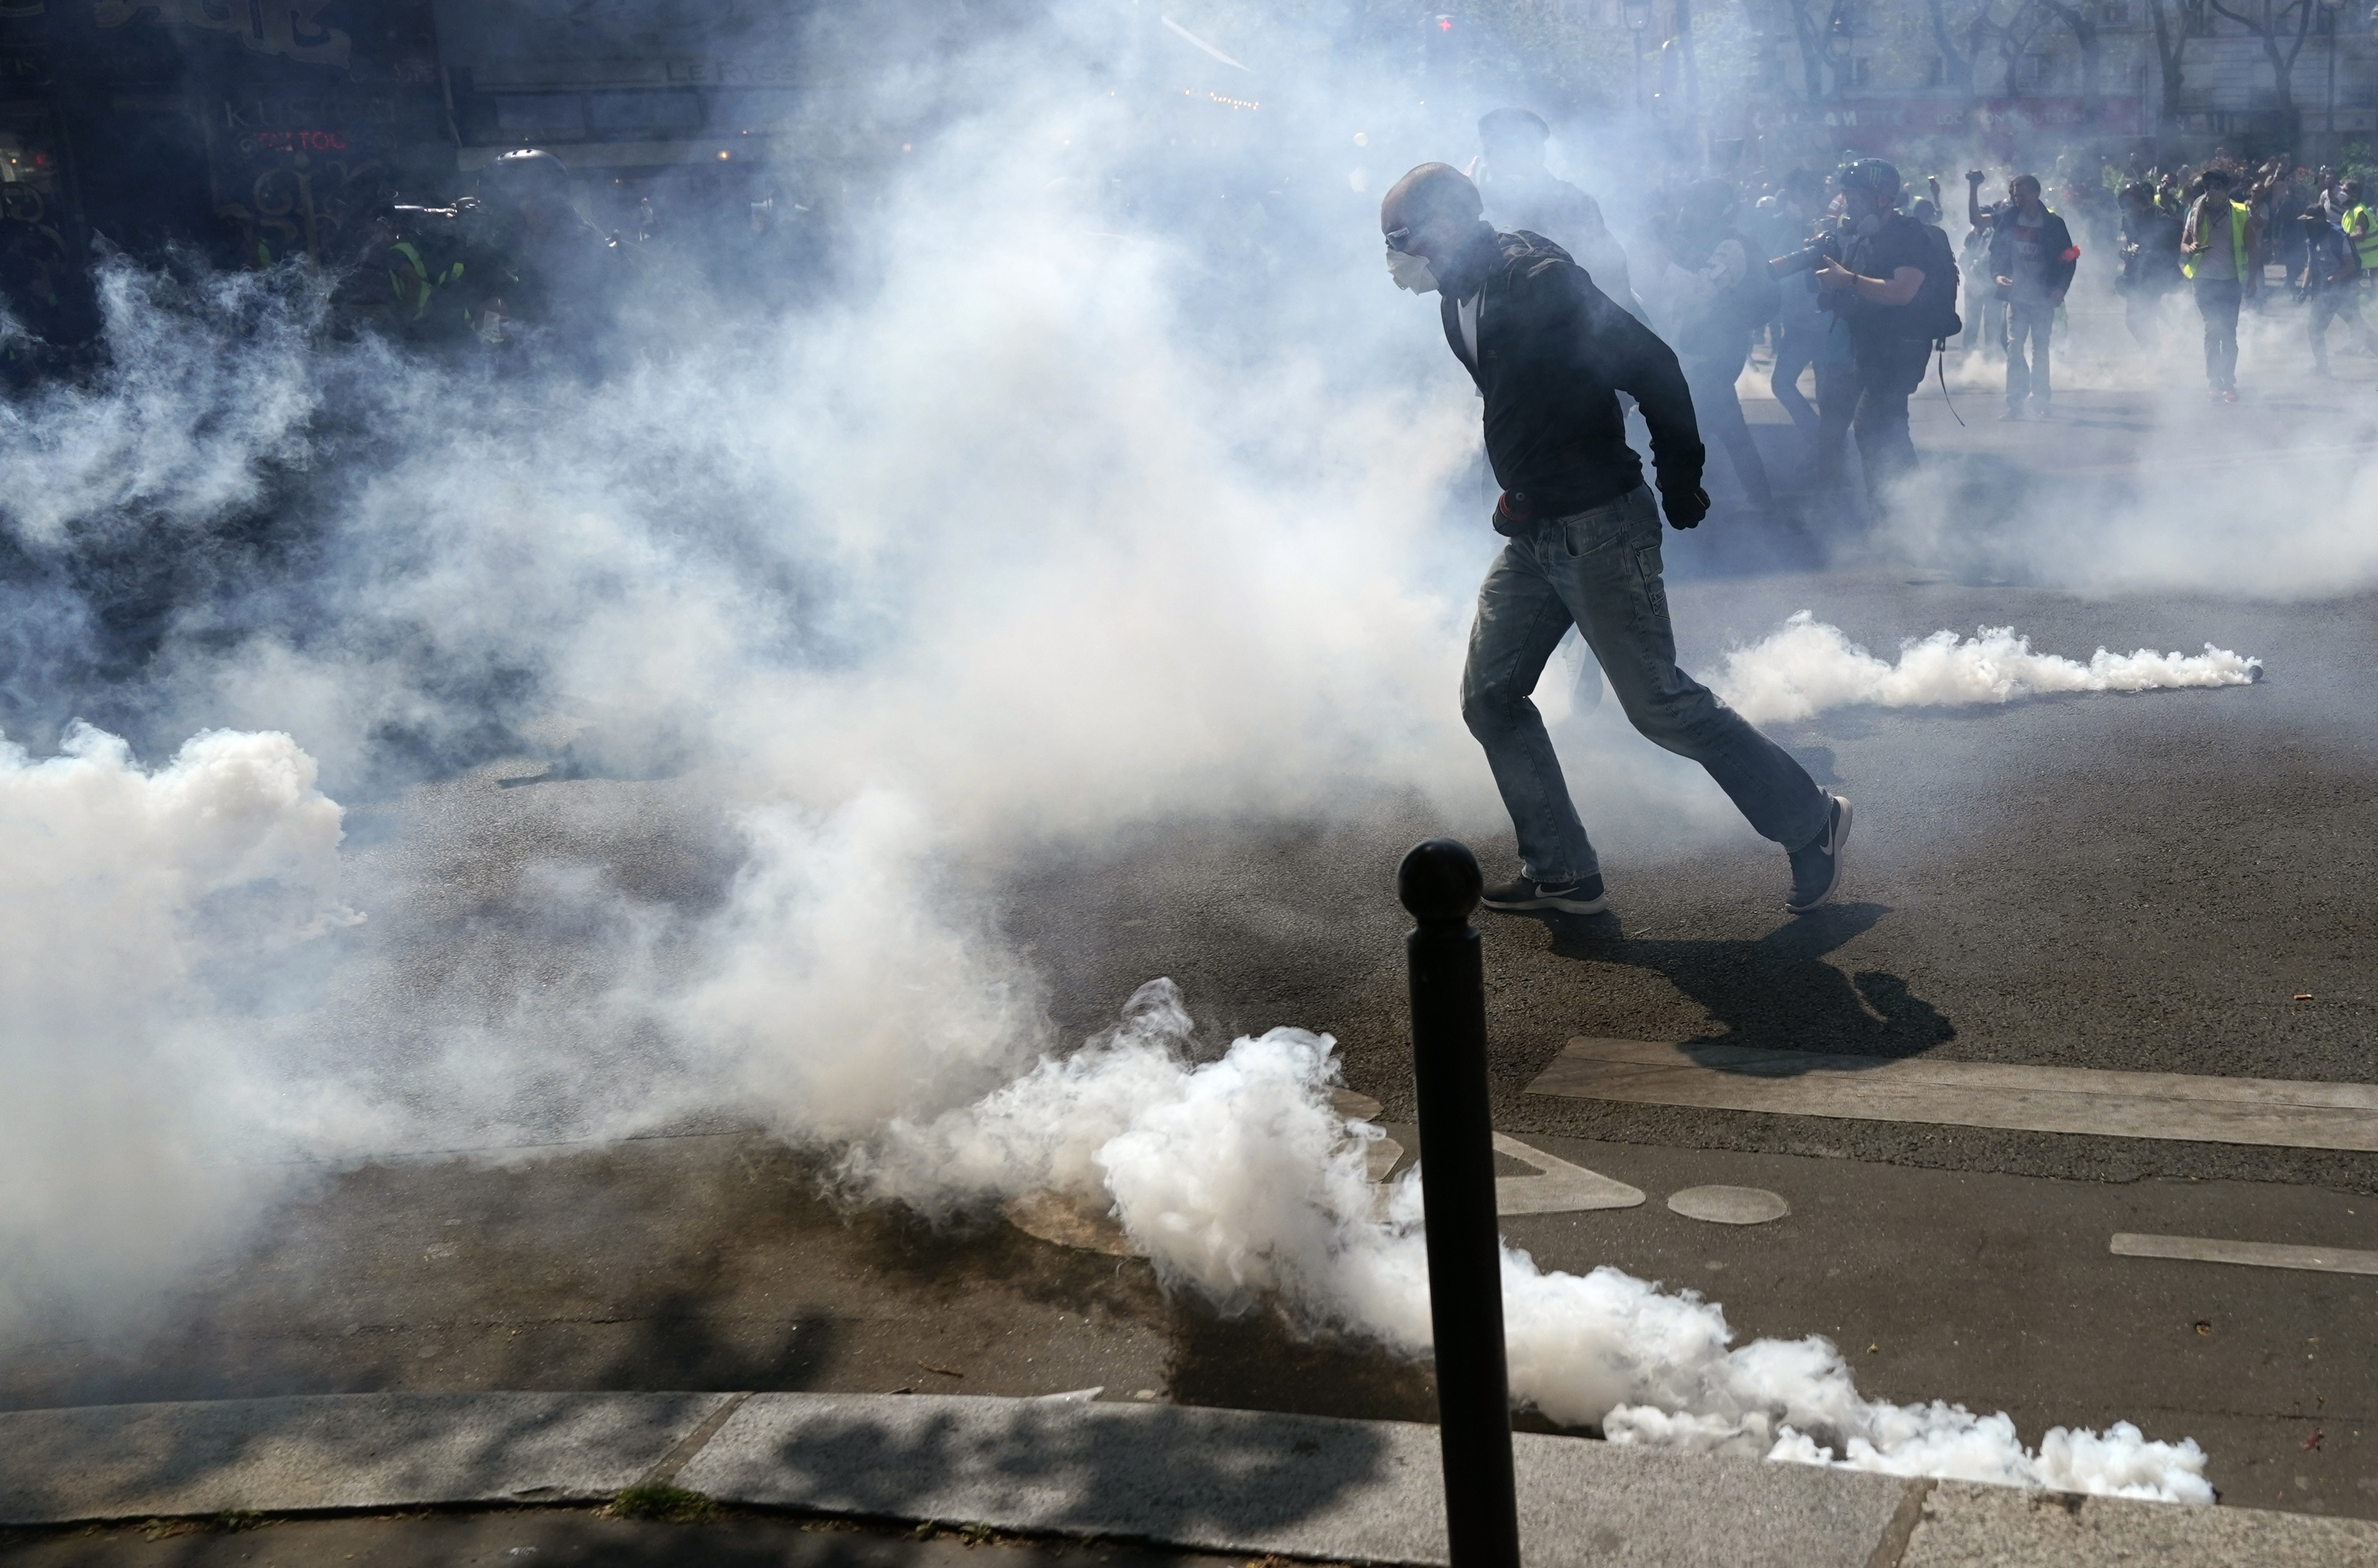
[0,725,356,1334]
[853,979,2212,1502]
[1712,611,2261,726]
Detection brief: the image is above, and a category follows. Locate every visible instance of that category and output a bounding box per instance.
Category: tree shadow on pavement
[1164,1295,1434,1426]
[1534,900,1955,1064]
[689,1395,1407,1554]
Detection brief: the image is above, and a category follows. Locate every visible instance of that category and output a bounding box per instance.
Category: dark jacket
[2118,204,2184,288]
[1435,228,1704,522]
[1985,206,2079,300]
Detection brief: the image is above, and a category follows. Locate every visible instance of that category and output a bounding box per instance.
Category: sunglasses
[1383,225,1415,253]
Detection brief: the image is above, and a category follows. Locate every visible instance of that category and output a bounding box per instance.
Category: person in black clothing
[1378,162,1849,918]
[475,149,626,359]
[1662,179,1775,509]
[1814,159,1944,504]
[2116,181,2183,349]
[2298,206,2378,375]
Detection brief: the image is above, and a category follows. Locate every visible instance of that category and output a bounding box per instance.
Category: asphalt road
[5,341,2373,1524]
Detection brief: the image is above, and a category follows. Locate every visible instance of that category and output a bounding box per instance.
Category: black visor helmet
[484,148,571,201]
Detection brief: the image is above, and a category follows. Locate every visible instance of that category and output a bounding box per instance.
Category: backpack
[1907,221,1964,344]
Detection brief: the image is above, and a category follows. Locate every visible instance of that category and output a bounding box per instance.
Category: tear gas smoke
[1712,611,2262,726]
[0,0,2278,1503]
[0,725,356,1333]
[855,978,2213,1503]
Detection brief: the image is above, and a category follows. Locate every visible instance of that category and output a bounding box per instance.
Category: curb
[3,1391,2373,1567]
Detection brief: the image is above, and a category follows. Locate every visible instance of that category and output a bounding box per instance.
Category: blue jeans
[2003,301,2053,411]
[1460,487,1830,885]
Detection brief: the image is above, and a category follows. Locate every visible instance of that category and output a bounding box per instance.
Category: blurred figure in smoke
[474,149,625,361]
[1988,174,2077,421]
[2116,182,2183,350]
[1655,180,1776,510]
[1763,182,1855,489]
[1378,163,1851,917]
[1470,109,1639,317]
[730,190,824,315]
[2313,164,2346,224]
[2182,166,2257,403]
[1962,169,2005,360]
[2342,180,2378,277]
[1811,160,1958,505]
[2296,205,2378,376]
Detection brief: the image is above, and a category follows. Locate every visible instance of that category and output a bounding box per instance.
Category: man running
[1378,163,1850,917]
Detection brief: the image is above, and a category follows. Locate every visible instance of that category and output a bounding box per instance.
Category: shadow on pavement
[1533,900,1955,1063]
[1165,1295,1434,1426]
[714,1398,1401,1549]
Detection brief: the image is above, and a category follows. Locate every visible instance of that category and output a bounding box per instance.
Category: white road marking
[1329,1089,1385,1123]
[1493,1133,1645,1215]
[2110,1233,2378,1276]
[1667,1185,1790,1225]
[1526,1037,2378,1151]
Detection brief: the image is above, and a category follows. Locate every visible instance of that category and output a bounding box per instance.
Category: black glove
[1662,485,1711,530]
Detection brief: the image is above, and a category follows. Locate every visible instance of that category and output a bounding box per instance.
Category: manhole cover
[1666,1185,1790,1225]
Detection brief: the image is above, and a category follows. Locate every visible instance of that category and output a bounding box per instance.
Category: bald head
[1382,163,1482,234]
[1381,163,1488,267]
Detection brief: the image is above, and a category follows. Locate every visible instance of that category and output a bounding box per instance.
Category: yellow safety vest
[2346,204,2378,270]
[2181,200,2249,282]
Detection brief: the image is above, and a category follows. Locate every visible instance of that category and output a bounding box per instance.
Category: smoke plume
[0,0,2303,1507]
[1711,611,2262,725]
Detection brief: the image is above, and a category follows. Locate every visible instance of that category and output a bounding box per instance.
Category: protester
[1377,162,1850,916]
[2343,180,2378,277]
[2116,180,2183,350]
[1962,169,2005,360]
[1813,160,1958,506]
[2182,167,2257,403]
[2297,205,2378,376]
[1987,174,2078,420]
[1768,215,1832,473]
[1657,180,1776,511]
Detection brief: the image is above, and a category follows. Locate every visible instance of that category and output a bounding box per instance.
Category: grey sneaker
[1784,795,1853,914]
[1480,873,1608,916]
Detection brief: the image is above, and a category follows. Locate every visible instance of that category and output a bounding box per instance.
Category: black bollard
[1397,838,1520,1568]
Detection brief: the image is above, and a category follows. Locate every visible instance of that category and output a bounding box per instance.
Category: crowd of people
[1453,112,2378,515]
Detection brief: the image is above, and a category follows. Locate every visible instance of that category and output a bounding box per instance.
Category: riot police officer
[474,148,623,350]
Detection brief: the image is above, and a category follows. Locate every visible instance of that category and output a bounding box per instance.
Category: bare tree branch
[2203,0,2317,108]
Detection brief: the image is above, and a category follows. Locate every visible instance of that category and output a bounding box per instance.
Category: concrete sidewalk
[3,1392,2374,1566]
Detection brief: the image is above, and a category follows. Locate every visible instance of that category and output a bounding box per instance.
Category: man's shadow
[1531,901,1952,1070]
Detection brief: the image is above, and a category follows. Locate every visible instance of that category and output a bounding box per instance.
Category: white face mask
[1386,246,1439,294]
[1853,209,1884,236]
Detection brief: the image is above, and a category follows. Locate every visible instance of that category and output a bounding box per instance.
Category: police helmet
[484,148,571,198]
[1836,158,1903,202]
